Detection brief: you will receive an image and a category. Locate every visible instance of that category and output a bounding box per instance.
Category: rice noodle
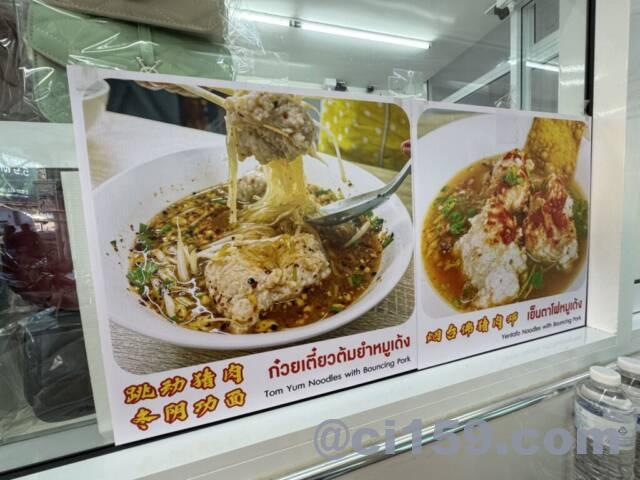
[175,220,190,282]
[188,211,210,228]
[163,291,176,317]
[315,120,347,183]
[197,224,277,255]
[344,221,371,248]
[222,92,332,228]
[184,246,198,274]
[227,129,239,224]
[308,143,329,168]
[152,250,167,263]
[239,157,319,225]
[197,234,286,259]
[302,101,321,115]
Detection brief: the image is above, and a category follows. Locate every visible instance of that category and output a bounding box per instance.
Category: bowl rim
[95,147,415,350]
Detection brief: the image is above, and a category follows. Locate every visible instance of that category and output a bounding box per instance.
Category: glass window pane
[534,0,560,43]
[529,57,559,112]
[427,0,585,114]
[459,74,512,108]
[429,20,510,102]
[0,125,111,475]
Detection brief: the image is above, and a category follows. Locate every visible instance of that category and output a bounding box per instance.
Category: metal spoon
[306,160,412,226]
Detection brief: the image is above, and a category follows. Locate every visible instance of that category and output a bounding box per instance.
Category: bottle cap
[618,356,640,375]
[590,366,621,387]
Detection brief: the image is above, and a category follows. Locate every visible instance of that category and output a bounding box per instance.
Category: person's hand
[401,140,411,157]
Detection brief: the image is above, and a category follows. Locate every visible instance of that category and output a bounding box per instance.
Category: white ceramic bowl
[94,147,414,350]
[82,80,110,132]
[414,113,591,319]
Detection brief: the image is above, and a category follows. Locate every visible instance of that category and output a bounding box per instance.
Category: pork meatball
[523,174,578,270]
[237,170,267,203]
[454,198,528,309]
[225,92,316,164]
[489,149,533,212]
[204,233,330,331]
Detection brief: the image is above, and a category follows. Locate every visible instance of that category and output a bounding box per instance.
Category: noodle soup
[421,151,588,312]
[123,90,397,336]
[126,181,390,334]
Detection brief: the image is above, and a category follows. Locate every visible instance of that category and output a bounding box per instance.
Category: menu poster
[413,106,591,368]
[67,66,417,444]
[67,66,591,443]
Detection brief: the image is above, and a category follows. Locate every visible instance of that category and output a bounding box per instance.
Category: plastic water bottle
[574,366,636,480]
[618,357,640,479]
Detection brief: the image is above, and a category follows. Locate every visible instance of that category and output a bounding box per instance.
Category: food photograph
[78,77,415,374]
[414,108,590,326]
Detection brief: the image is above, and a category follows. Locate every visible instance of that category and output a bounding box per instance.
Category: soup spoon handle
[307,160,412,226]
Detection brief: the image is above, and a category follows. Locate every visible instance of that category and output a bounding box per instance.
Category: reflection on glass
[428,0,585,115]
[429,20,510,102]
[529,57,560,112]
[0,165,95,456]
[521,0,563,112]
[460,74,512,108]
[532,0,560,44]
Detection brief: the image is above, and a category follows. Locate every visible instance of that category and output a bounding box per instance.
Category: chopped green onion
[370,216,384,232]
[440,195,457,215]
[531,269,544,289]
[158,224,172,235]
[136,223,154,250]
[503,167,524,186]
[127,261,159,288]
[382,233,395,249]
[573,198,588,238]
[349,273,363,287]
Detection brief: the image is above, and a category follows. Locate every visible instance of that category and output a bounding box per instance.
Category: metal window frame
[521,0,561,110]
[443,0,560,110]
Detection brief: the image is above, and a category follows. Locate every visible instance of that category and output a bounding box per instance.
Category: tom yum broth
[125,90,394,335]
[126,182,388,334]
[422,148,588,312]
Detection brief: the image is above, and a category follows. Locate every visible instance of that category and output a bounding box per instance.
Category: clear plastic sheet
[388,68,428,98]
[0,148,94,444]
[494,91,517,109]
[1,311,94,442]
[42,0,228,38]
[16,0,245,123]
[0,0,43,121]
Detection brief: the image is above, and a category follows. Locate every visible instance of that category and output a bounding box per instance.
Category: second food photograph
[413,107,591,365]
